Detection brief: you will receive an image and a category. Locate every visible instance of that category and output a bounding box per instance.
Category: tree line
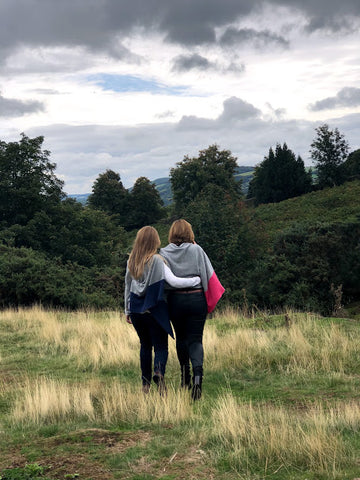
[0,126,359,313]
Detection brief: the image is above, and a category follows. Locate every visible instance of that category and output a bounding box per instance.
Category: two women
[125,221,224,399]
[124,226,200,393]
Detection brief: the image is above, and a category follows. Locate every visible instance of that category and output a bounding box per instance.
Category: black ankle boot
[191,374,202,401]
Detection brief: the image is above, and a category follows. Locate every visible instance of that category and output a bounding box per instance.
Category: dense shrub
[0,245,125,309]
[247,221,360,314]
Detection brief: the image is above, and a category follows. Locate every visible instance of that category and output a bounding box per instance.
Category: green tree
[248,220,360,314]
[186,184,262,305]
[343,149,360,180]
[87,169,129,225]
[128,176,164,229]
[247,143,312,205]
[310,124,349,188]
[0,133,64,225]
[170,144,241,214]
[17,198,125,268]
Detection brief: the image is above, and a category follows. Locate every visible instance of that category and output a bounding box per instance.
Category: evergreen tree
[170,144,241,214]
[310,124,349,188]
[128,176,164,229]
[87,169,129,225]
[247,143,312,205]
[0,134,64,225]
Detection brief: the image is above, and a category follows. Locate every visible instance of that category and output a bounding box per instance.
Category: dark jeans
[131,312,168,386]
[168,291,207,380]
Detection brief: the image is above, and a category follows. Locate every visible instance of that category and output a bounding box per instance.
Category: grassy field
[0,307,359,480]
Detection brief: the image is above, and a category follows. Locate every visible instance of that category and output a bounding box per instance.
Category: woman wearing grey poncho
[160,219,224,400]
[125,226,200,394]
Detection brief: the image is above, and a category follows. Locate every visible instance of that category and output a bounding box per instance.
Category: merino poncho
[124,254,174,337]
[159,243,225,313]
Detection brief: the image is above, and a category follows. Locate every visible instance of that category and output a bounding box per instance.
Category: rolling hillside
[251,179,360,238]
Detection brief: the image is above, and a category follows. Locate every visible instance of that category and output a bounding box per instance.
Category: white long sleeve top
[163,263,200,288]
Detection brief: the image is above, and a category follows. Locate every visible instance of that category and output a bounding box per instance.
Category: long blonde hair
[128,226,161,280]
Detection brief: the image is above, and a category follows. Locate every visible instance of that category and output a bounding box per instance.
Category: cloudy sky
[1,0,360,194]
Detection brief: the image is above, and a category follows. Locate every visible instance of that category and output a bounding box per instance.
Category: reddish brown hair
[168,219,195,245]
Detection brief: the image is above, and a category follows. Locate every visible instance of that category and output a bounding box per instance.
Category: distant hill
[152,177,173,206]
[67,193,90,205]
[67,166,255,206]
[151,166,255,205]
[234,166,255,194]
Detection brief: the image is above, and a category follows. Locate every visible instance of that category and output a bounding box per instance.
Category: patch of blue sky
[88,74,188,95]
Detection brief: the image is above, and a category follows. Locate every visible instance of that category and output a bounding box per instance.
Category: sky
[1,0,360,194]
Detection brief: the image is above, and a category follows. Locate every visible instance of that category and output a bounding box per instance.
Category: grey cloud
[309,87,360,111]
[219,97,261,121]
[227,62,246,73]
[1,0,360,59]
[177,115,216,131]
[265,103,287,120]
[273,0,360,33]
[0,1,258,54]
[220,27,289,49]
[305,16,354,33]
[172,54,216,72]
[172,54,245,74]
[0,93,44,117]
[0,46,98,76]
[0,0,143,61]
[159,0,256,45]
[178,97,261,131]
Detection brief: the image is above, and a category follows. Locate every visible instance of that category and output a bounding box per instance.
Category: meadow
[0,307,359,480]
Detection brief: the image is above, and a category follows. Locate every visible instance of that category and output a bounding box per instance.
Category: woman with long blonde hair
[125,226,200,393]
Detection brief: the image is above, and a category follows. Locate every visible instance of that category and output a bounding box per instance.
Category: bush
[0,245,125,309]
[247,220,360,314]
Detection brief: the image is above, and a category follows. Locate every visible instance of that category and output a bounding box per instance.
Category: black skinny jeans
[131,312,168,386]
[168,291,207,379]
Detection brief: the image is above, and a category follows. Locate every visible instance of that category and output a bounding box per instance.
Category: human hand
[126,314,132,324]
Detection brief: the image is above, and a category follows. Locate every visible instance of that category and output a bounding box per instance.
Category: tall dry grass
[0,306,181,370]
[12,377,95,424]
[100,382,196,425]
[0,307,141,369]
[1,306,358,375]
[211,394,360,476]
[11,376,359,476]
[206,310,359,375]
[11,376,196,427]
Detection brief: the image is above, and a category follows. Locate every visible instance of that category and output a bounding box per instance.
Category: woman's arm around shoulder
[163,264,201,288]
